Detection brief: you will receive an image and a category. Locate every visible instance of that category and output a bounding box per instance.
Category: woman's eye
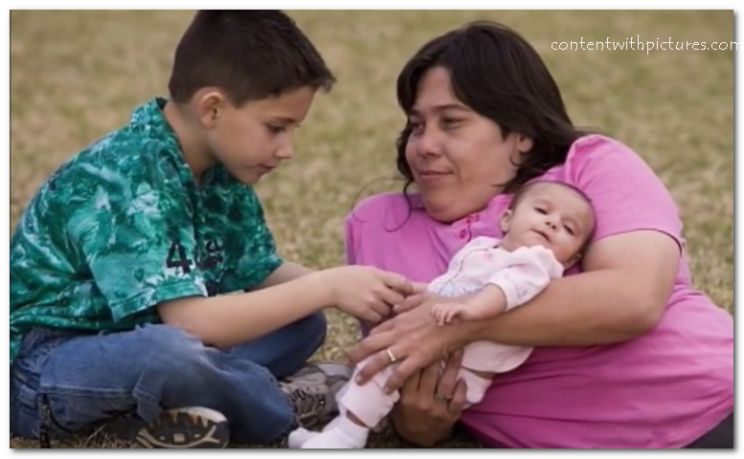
[441,118,462,129]
[409,120,423,134]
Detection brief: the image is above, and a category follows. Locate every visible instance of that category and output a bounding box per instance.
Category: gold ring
[385,348,398,364]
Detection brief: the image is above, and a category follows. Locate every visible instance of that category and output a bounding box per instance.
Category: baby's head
[500,181,596,268]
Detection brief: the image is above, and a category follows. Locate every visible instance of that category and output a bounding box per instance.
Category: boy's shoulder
[48,98,183,192]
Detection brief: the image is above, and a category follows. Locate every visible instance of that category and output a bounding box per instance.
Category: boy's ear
[195,89,226,128]
[500,210,512,234]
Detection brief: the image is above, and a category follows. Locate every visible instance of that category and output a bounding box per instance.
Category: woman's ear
[500,210,513,234]
[516,134,534,155]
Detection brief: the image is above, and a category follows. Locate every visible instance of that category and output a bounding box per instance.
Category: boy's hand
[430,303,469,325]
[324,266,413,323]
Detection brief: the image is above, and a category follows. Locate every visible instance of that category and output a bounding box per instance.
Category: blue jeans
[10,312,326,445]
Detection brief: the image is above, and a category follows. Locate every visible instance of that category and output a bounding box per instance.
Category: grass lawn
[9,10,733,448]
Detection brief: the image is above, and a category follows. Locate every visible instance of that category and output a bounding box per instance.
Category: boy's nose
[276,144,294,160]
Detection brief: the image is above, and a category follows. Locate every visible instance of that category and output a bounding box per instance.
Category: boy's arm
[159,265,413,349]
[159,270,331,348]
[252,261,314,289]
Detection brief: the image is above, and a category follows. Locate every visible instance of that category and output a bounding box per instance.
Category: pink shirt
[345,135,733,448]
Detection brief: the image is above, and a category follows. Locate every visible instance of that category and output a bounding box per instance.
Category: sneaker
[104,406,230,448]
[279,362,352,429]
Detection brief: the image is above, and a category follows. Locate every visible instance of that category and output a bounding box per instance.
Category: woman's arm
[350,230,680,391]
[464,230,680,346]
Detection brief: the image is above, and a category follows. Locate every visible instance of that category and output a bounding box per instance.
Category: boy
[10,11,411,448]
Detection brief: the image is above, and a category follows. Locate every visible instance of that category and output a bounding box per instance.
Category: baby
[290,180,596,448]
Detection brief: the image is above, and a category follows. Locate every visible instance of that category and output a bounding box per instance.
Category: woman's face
[404,67,533,222]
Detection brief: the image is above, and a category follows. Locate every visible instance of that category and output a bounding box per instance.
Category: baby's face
[501,183,595,266]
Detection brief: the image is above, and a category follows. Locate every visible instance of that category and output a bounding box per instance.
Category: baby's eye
[534,207,547,214]
[564,225,575,235]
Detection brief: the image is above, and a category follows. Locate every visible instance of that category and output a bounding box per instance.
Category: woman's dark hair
[169,10,335,105]
[395,21,585,195]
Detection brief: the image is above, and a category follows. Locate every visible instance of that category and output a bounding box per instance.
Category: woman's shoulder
[567,133,641,162]
[347,192,420,222]
[562,133,658,184]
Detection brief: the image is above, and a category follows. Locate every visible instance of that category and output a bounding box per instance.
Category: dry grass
[10,10,733,448]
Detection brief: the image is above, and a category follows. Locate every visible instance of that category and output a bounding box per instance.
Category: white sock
[288,427,320,448]
[300,416,369,449]
[287,414,351,448]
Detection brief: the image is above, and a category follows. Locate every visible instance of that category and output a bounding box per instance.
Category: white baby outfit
[290,237,563,448]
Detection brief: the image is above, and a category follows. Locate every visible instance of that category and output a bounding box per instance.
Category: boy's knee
[306,311,327,333]
[297,311,327,344]
[136,324,208,368]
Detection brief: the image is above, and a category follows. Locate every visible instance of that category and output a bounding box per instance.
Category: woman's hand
[391,350,468,446]
[322,266,414,323]
[348,291,473,393]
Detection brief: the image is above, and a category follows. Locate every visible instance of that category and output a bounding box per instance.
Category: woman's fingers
[368,318,395,336]
[399,369,422,398]
[436,349,463,399]
[383,347,432,393]
[348,328,393,364]
[446,377,468,416]
[351,335,402,384]
[417,361,440,398]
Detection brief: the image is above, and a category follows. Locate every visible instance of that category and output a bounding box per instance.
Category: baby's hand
[430,302,468,326]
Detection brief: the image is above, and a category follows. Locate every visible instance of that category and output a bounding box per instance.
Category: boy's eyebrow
[268,116,299,125]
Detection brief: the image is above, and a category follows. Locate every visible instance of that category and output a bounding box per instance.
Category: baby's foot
[300,418,369,449]
[288,427,320,448]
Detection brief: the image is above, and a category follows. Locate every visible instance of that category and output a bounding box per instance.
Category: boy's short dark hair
[169,10,335,105]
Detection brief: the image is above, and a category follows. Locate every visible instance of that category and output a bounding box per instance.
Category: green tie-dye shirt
[10,98,283,362]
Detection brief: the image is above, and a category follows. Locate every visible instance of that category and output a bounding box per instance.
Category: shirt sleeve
[66,161,208,322]
[563,135,685,250]
[486,246,563,310]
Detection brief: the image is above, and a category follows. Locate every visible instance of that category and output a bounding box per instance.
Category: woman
[345,21,733,448]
